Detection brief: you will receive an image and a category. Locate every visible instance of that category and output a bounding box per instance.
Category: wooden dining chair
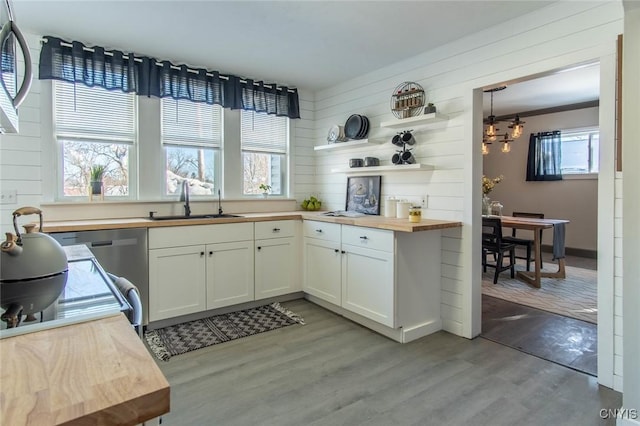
[482,217,516,284]
[502,212,544,271]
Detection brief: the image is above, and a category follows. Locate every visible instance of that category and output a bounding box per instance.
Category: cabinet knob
[272,228,280,232]
[315,229,323,233]
[209,251,213,256]
[341,250,346,254]
[360,236,368,240]
[257,246,262,251]
[200,251,205,256]
[334,249,339,253]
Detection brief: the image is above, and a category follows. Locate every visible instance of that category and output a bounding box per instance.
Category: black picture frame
[345,175,381,215]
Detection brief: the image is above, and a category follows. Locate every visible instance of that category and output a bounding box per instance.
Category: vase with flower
[482,175,503,215]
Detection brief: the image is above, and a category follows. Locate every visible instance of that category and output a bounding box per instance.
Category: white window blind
[54,82,136,143]
[241,110,288,153]
[162,98,222,147]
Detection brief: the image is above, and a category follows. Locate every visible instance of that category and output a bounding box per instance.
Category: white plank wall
[311,0,623,352]
[614,171,623,391]
[0,33,43,233]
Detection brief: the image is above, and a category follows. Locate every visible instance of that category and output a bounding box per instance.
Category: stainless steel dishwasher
[51,228,149,326]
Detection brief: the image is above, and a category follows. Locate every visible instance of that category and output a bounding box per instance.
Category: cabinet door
[149,245,206,321]
[206,241,255,309]
[255,237,299,299]
[341,244,395,327]
[303,237,342,305]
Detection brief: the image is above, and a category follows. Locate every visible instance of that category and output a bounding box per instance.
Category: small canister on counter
[409,206,422,223]
[384,197,397,217]
[396,201,411,219]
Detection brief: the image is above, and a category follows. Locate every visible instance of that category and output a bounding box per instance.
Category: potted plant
[90,165,106,195]
[259,183,272,198]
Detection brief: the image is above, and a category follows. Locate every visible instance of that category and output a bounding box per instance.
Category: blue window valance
[39,36,300,119]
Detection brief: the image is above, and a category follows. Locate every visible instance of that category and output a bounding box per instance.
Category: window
[161,99,222,196]
[561,128,599,174]
[54,82,136,198]
[241,110,288,195]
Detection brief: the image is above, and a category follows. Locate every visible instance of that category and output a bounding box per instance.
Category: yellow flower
[482,175,503,195]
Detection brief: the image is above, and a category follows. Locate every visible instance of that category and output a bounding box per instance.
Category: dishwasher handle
[90,238,139,248]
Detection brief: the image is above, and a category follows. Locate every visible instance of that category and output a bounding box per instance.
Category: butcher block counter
[0,314,170,425]
[40,211,461,233]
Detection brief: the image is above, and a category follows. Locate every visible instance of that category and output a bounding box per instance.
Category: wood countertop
[41,211,462,233]
[0,314,170,425]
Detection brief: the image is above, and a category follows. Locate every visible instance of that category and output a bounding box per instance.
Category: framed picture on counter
[345,175,381,215]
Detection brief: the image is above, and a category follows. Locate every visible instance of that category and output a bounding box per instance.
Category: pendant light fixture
[482,86,525,154]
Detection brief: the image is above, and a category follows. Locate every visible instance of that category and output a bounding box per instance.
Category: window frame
[560,127,599,176]
[52,81,138,201]
[240,110,290,197]
[160,98,223,198]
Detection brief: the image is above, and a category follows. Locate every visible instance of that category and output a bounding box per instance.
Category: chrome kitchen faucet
[180,180,191,217]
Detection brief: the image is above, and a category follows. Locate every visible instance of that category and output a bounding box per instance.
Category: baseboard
[541,245,597,259]
[304,294,441,343]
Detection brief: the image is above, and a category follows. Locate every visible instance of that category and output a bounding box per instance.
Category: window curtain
[526,131,563,181]
[39,36,300,119]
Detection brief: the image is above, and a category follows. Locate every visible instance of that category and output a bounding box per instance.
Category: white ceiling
[14,0,555,91]
[12,0,598,112]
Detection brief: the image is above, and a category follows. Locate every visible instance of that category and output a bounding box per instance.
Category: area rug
[482,264,597,324]
[145,302,305,361]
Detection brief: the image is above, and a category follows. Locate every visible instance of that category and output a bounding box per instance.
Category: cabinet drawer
[341,225,394,252]
[303,220,341,242]
[149,223,254,249]
[255,220,297,240]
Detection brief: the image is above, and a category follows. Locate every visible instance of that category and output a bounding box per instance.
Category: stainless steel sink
[148,214,243,221]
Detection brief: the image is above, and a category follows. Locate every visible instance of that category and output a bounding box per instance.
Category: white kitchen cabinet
[206,240,254,309]
[303,219,442,343]
[255,220,301,300]
[341,243,394,327]
[303,237,342,305]
[303,221,342,305]
[148,223,254,321]
[149,245,206,321]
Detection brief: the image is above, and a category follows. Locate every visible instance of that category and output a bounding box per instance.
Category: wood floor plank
[153,299,621,426]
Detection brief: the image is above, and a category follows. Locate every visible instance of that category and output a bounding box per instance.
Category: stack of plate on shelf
[327,124,348,143]
[344,114,370,140]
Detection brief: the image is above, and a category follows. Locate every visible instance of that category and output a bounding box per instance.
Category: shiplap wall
[312,1,623,353]
[0,33,43,233]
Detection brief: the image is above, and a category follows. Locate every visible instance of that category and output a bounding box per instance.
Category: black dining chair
[482,217,516,284]
[502,212,544,271]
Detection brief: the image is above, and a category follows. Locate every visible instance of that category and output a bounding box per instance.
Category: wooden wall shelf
[380,112,448,130]
[330,164,433,174]
[314,139,383,151]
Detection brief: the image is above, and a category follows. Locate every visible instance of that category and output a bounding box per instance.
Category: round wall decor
[390,82,425,119]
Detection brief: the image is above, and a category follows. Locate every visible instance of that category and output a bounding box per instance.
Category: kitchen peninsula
[0,314,170,425]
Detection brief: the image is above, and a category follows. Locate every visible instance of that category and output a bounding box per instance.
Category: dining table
[496,215,570,288]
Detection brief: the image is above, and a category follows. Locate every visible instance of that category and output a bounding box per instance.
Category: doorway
[473,58,615,384]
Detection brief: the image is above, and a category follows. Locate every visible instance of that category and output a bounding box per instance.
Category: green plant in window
[90,165,106,182]
[259,183,272,194]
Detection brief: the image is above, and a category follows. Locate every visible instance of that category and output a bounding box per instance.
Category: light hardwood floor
[155,299,620,426]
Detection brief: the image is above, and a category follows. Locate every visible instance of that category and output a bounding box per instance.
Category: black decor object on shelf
[390,130,417,165]
[344,114,370,140]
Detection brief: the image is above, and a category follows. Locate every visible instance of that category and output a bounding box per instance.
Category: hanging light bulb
[485,116,499,140]
[482,142,489,155]
[508,115,525,139]
[501,142,511,153]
